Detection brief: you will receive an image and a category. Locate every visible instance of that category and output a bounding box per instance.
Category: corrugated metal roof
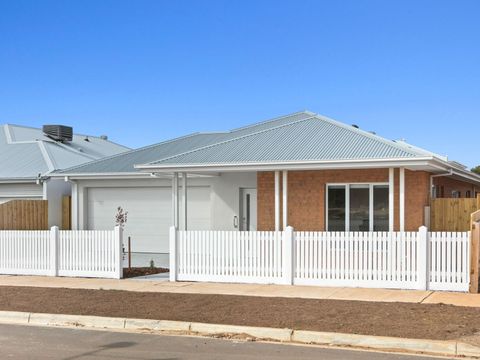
[57,111,315,174]
[59,111,450,175]
[0,124,130,179]
[144,113,428,166]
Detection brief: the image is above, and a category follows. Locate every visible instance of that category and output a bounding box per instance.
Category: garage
[87,186,211,266]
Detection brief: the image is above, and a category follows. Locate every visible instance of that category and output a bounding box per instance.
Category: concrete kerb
[1,310,479,358]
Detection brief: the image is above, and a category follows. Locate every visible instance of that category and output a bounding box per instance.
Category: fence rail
[0,227,123,279]
[170,227,470,292]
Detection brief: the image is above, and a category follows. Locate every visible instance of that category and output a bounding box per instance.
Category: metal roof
[57,111,315,175]
[142,113,434,167]
[0,124,130,180]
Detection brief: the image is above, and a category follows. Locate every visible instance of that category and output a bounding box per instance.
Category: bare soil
[0,286,479,341]
[122,267,168,279]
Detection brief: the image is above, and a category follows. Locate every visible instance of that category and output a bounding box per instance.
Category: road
[0,324,449,360]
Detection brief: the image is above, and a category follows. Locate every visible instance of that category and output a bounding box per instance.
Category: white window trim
[326,182,389,232]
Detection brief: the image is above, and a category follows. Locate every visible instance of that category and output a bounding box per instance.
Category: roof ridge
[229,110,314,132]
[142,113,428,167]
[37,141,56,172]
[310,113,423,157]
[55,132,214,174]
[143,115,318,166]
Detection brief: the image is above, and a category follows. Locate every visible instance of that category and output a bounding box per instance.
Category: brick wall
[257,169,432,232]
[433,176,479,198]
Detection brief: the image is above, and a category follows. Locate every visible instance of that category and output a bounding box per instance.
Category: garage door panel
[87,186,211,254]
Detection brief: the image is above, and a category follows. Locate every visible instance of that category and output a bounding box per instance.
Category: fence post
[418,226,429,290]
[49,226,59,277]
[169,226,177,282]
[114,226,123,279]
[282,226,294,285]
[470,221,480,293]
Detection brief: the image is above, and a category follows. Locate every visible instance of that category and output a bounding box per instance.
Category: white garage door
[87,186,211,254]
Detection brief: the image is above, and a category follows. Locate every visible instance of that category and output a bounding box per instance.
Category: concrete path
[0,274,479,307]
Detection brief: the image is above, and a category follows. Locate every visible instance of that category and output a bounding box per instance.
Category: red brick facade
[433,176,479,198]
[257,169,432,232]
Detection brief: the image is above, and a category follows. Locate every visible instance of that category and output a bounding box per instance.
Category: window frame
[325,182,390,232]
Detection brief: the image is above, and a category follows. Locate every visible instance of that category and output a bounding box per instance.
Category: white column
[172,172,179,229]
[389,168,395,232]
[282,171,288,230]
[274,171,280,231]
[400,167,405,232]
[182,172,187,231]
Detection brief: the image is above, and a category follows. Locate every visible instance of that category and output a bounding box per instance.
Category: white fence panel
[0,230,51,276]
[0,227,123,279]
[176,230,284,284]
[429,231,470,292]
[58,229,122,279]
[293,231,425,290]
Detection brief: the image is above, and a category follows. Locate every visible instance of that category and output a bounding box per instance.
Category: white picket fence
[0,227,123,279]
[173,229,286,284]
[170,226,471,292]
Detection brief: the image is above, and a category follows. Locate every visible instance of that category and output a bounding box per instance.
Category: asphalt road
[0,324,449,360]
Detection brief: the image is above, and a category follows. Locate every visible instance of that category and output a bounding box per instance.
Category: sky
[0,0,479,167]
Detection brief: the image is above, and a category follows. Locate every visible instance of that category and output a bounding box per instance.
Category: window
[326,184,390,232]
[466,190,472,198]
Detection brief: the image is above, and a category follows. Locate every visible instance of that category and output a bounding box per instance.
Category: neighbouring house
[0,124,129,227]
[53,111,480,268]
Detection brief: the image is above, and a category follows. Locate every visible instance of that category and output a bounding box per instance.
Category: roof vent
[42,125,73,142]
[100,135,108,140]
[351,124,359,129]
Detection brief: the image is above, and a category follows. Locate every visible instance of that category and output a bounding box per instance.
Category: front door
[240,188,257,231]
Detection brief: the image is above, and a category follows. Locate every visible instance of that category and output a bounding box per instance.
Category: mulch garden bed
[0,286,480,341]
[122,267,168,279]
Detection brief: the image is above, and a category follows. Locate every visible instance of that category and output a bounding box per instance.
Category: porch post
[182,172,187,230]
[172,172,179,229]
[274,171,280,231]
[282,171,288,229]
[389,168,395,232]
[400,167,405,232]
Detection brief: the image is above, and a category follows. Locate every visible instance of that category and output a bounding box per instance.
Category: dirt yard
[0,286,479,341]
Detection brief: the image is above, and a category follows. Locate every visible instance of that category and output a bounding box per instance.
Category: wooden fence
[470,210,480,293]
[430,196,480,231]
[0,200,48,230]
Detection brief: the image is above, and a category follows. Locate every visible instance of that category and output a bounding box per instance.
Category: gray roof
[143,113,438,167]
[0,124,130,180]
[57,112,315,174]
[59,111,460,175]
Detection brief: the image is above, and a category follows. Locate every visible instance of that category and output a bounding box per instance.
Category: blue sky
[0,0,479,167]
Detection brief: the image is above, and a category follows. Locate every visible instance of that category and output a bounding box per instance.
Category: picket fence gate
[170,226,470,292]
[0,226,123,279]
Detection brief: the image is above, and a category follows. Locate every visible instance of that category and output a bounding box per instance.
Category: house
[53,111,480,268]
[0,124,129,227]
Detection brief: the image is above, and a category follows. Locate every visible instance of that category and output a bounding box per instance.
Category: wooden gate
[431,196,480,231]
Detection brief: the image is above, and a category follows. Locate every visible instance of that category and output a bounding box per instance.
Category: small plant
[149,259,155,269]
[115,206,128,228]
